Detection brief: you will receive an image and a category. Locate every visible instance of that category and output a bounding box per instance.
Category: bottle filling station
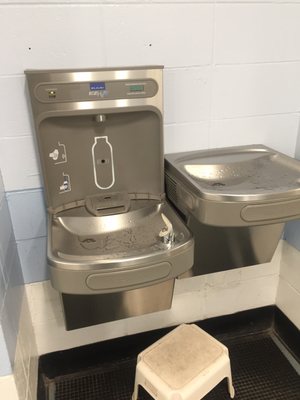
[26,67,194,330]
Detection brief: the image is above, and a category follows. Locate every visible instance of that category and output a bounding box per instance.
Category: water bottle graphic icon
[92,136,115,189]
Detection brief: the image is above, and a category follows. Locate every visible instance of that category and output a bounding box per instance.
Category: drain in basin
[211,182,226,187]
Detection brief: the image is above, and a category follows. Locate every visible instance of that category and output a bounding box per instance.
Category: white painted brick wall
[210,114,299,156]
[212,63,300,119]
[276,241,300,329]
[102,4,214,67]
[1,1,300,191]
[214,4,300,64]
[164,67,212,124]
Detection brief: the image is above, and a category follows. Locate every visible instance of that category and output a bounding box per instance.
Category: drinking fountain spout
[95,114,106,123]
[159,213,175,247]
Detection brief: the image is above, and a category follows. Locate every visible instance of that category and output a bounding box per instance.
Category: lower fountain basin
[48,200,194,294]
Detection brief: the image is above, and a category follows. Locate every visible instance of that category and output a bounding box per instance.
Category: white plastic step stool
[132,323,235,400]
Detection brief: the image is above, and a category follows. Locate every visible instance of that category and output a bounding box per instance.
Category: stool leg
[227,375,235,398]
[132,372,141,400]
[132,382,139,400]
[132,357,142,400]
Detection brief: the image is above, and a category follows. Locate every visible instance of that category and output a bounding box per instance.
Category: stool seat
[132,324,235,400]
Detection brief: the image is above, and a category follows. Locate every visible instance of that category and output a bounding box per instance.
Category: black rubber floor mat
[47,333,300,400]
[204,334,300,400]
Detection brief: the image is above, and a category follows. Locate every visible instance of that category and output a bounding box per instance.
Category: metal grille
[165,173,178,205]
[204,335,300,400]
[47,334,300,400]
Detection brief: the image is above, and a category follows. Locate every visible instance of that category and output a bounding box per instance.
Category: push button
[48,90,56,99]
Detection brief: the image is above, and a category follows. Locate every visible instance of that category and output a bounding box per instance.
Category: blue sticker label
[90,82,106,91]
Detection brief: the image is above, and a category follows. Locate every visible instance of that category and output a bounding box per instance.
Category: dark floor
[38,307,300,400]
[45,333,300,400]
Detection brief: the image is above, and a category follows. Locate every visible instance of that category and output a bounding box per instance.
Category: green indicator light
[129,85,144,92]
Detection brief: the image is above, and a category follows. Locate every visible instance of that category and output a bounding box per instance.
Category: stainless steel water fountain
[26,66,194,329]
[165,145,300,276]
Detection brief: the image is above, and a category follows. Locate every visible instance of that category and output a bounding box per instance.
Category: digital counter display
[129,85,145,92]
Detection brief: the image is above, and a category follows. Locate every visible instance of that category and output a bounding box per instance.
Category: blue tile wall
[0,170,24,376]
[0,200,13,277]
[0,172,5,318]
[17,237,48,283]
[0,172,4,204]
[6,189,46,241]
[7,188,48,284]
[0,327,11,376]
[0,266,5,316]
[1,250,24,368]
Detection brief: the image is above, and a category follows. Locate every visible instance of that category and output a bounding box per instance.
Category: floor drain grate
[46,334,300,400]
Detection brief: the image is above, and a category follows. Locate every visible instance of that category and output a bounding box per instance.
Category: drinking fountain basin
[49,200,193,294]
[165,145,300,227]
[165,145,300,276]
